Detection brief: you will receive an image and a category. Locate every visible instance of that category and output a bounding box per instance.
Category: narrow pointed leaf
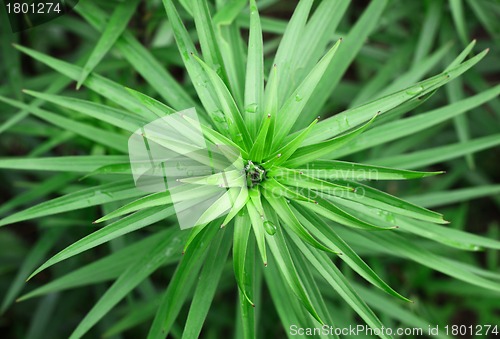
[263,192,338,254]
[76,1,196,110]
[248,113,271,162]
[292,160,444,180]
[299,195,395,231]
[76,0,141,89]
[266,117,318,167]
[124,87,175,117]
[374,134,500,169]
[0,180,140,227]
[261,178,316,203]
[0,156,128,173]
[286,114,377,168]
[244,0,264,137]
[270,167,353,192]
[286,230,392,339]
[191,0,228,83]
[293,205,411,302]
[333,84,500,158]
[330,180,447,224]
[28,206,175,280]
[193,54,252,150]
[68,229,181,339]
[233,214,254,305]
[247,199,267,266]
[22,90,148,132]
[18,230,185,301]
[272,39,342,148]
[0,95,128,152]
[301,48,490,145]
[182,229,232,339]
[148,225,219,338]
[12,44,180,118]
[263,208,323,324]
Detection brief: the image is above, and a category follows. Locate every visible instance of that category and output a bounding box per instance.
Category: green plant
[1,0,499,338]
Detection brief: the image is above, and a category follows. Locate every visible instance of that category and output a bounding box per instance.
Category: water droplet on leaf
[405,85,424,95]
[212,110,226,123]
[245,103,258,114]
[263,220,277,235]
[234,133,244,143]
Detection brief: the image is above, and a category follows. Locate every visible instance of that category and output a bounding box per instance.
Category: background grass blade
[76,0,141,89]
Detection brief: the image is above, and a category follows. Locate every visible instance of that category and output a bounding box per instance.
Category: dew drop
[202,175,218,185]
[214,64,222,77]
[405,85,424,95]
[295,94,303,102]
[211,110,226,123]
[343,116,350,127]
[245,103,258,114]
[234,133,244,143]
[334,120,342,130]
[385,212,396,223]
[263,220,277,235]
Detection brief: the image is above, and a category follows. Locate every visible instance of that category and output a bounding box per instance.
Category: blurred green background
[0,0,499,338]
